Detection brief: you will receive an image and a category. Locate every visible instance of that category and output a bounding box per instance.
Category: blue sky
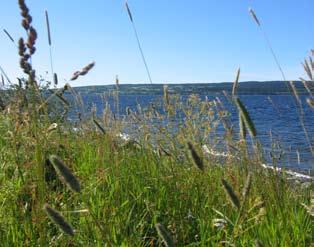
[0,0,313,86]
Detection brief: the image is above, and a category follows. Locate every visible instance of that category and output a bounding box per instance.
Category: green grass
[0,119,312,246]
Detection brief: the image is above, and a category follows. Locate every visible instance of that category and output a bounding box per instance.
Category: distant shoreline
[69,81,313,95]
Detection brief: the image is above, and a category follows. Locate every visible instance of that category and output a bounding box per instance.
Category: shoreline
[117,132,313,183]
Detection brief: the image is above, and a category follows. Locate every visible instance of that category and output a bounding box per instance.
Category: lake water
[68,83,314,173]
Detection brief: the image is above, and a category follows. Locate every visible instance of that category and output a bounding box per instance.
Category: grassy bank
[0,118,312,246]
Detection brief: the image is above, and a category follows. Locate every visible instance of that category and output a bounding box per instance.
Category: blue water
[65,83,314,173]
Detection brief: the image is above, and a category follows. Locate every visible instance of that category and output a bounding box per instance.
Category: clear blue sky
[0,0,313,86]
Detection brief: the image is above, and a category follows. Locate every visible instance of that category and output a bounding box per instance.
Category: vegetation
[0,1,313,246]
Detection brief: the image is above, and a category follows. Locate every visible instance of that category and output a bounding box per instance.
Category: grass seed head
[125,1,134,23]
[18,38,26,56]
[232,68,240,97]
[242,172,252,199]
[155,223,175,247]
[45,10,52,46]
[239,114,247,140]
[249,8,261,26]
[115,75,119,89]
[221,179,240,210]
[21,19,29,30]
[49,155,81,193]
[44,203,74,236]
[255,239,265,247]
[187,142,204,171]
[70,62,95,81]
[53,73,58,85]
[235,97,257,138]
[93,118,106,134]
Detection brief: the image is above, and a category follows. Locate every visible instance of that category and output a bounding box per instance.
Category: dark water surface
[69,83,313,173]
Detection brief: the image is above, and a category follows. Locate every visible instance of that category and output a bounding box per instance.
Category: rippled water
[67,83,314,173]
